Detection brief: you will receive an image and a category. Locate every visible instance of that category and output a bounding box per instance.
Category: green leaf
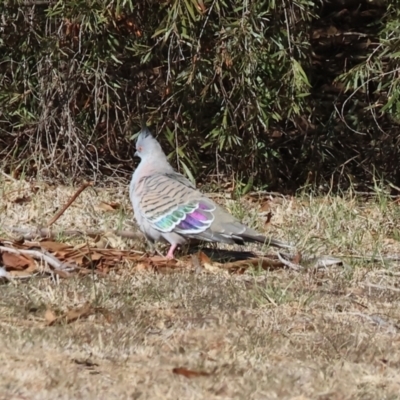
[110,54,122,64]
[180,160,196,184]
[183,0,196,21]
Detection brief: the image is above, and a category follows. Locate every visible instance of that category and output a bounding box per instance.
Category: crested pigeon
[129,127,291,258]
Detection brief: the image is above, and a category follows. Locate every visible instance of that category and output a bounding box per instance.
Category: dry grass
[1,176,400,399]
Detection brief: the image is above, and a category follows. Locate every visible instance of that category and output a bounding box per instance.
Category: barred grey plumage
[130,127,291,258]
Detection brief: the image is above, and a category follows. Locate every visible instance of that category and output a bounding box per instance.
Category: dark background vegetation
[0,0,399,192]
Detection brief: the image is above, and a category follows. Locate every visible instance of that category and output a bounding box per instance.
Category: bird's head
[134,126,164,160]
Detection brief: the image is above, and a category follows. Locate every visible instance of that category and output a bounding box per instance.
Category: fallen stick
[47,181,93,227]
[364,282,400,293]
[276,251,302,271]
[3,226,144,241]
[0,245,74,271]
[219,257,283,270]
[340,311,400,330]
[0,170,18,182]
[41,249,76,271]
[339,254,400,262]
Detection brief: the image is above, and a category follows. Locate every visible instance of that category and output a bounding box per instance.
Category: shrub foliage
[0,0,399,190]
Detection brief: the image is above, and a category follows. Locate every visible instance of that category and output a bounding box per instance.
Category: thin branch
[47,181,93,227]
[196,0,217,55]
[41,249,75,270]
[12,1,55,5]
[0,170,18,182]
[339,254,400,262]
[0,246,73,271]
[312,255,343,269]
[341,312,400,330]
[364,282,400,293]
[276,251,302,271]
[3,226,144,241]
[337,66,400,136]
[218,257,283,270]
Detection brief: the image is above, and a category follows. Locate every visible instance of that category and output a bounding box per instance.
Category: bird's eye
[137,146,143,152]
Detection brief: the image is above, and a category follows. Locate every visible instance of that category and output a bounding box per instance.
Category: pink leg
[166,244,177,259]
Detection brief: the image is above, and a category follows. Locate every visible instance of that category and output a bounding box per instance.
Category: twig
[248,191,289,198]
[352,191,399,199]
[41,249,76,270]
[312,255,343,269]
[375,270,400,277]
[217,257,283,270]
[0,246,73,271]
[339,254,400,262]
[364,282,400,293]
[276,251,302,271]
[5,273,42,281]
[340,312,400,330]
[47,181,93,227]
[3,226,144,241]
[205,192,232,199]
[0,170,18,182]
[7,0,56,5]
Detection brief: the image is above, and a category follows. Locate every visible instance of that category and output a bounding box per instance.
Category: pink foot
[166,244,177,259]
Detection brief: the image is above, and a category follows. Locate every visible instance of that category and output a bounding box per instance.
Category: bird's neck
[132,157,174,182]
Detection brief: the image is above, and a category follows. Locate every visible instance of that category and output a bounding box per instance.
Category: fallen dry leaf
[96,232,124,249]
[12,236,25,246]
[52,269,70,279]
[73,243,89,251]
[45,309,58,326]
[65,302,93,323]
[198,251,212,265]
[260,201,271,212]
[292,252,302,265]
[39,240,71,252]
[202,261,222,273]
[8,269,36,277]
[191,254,203,273]
[97,262,110,274]
[87,251,103,262]
[265,211,273,224]
[93,237,108,249]
[134,262,150,272]
[1,235,287,279]
[12,195,32,204]
[67,249,103,267]
[53,250,71,260]
[2,252,35,270]
[220,257,283,271]
[196,251,222,273]
[148,255,180,268]
[96,201,121,212]
[172,367,211,378]
[68,255,85,266]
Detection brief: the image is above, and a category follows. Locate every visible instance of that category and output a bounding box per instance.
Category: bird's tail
[240,231,293,249]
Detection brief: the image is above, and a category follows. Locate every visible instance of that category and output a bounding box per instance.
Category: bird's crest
[130,118,153,141]
[138,125,153,141]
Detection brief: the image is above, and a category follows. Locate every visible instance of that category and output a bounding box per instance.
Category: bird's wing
[137,172,292,248]
[138,173,216,235]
